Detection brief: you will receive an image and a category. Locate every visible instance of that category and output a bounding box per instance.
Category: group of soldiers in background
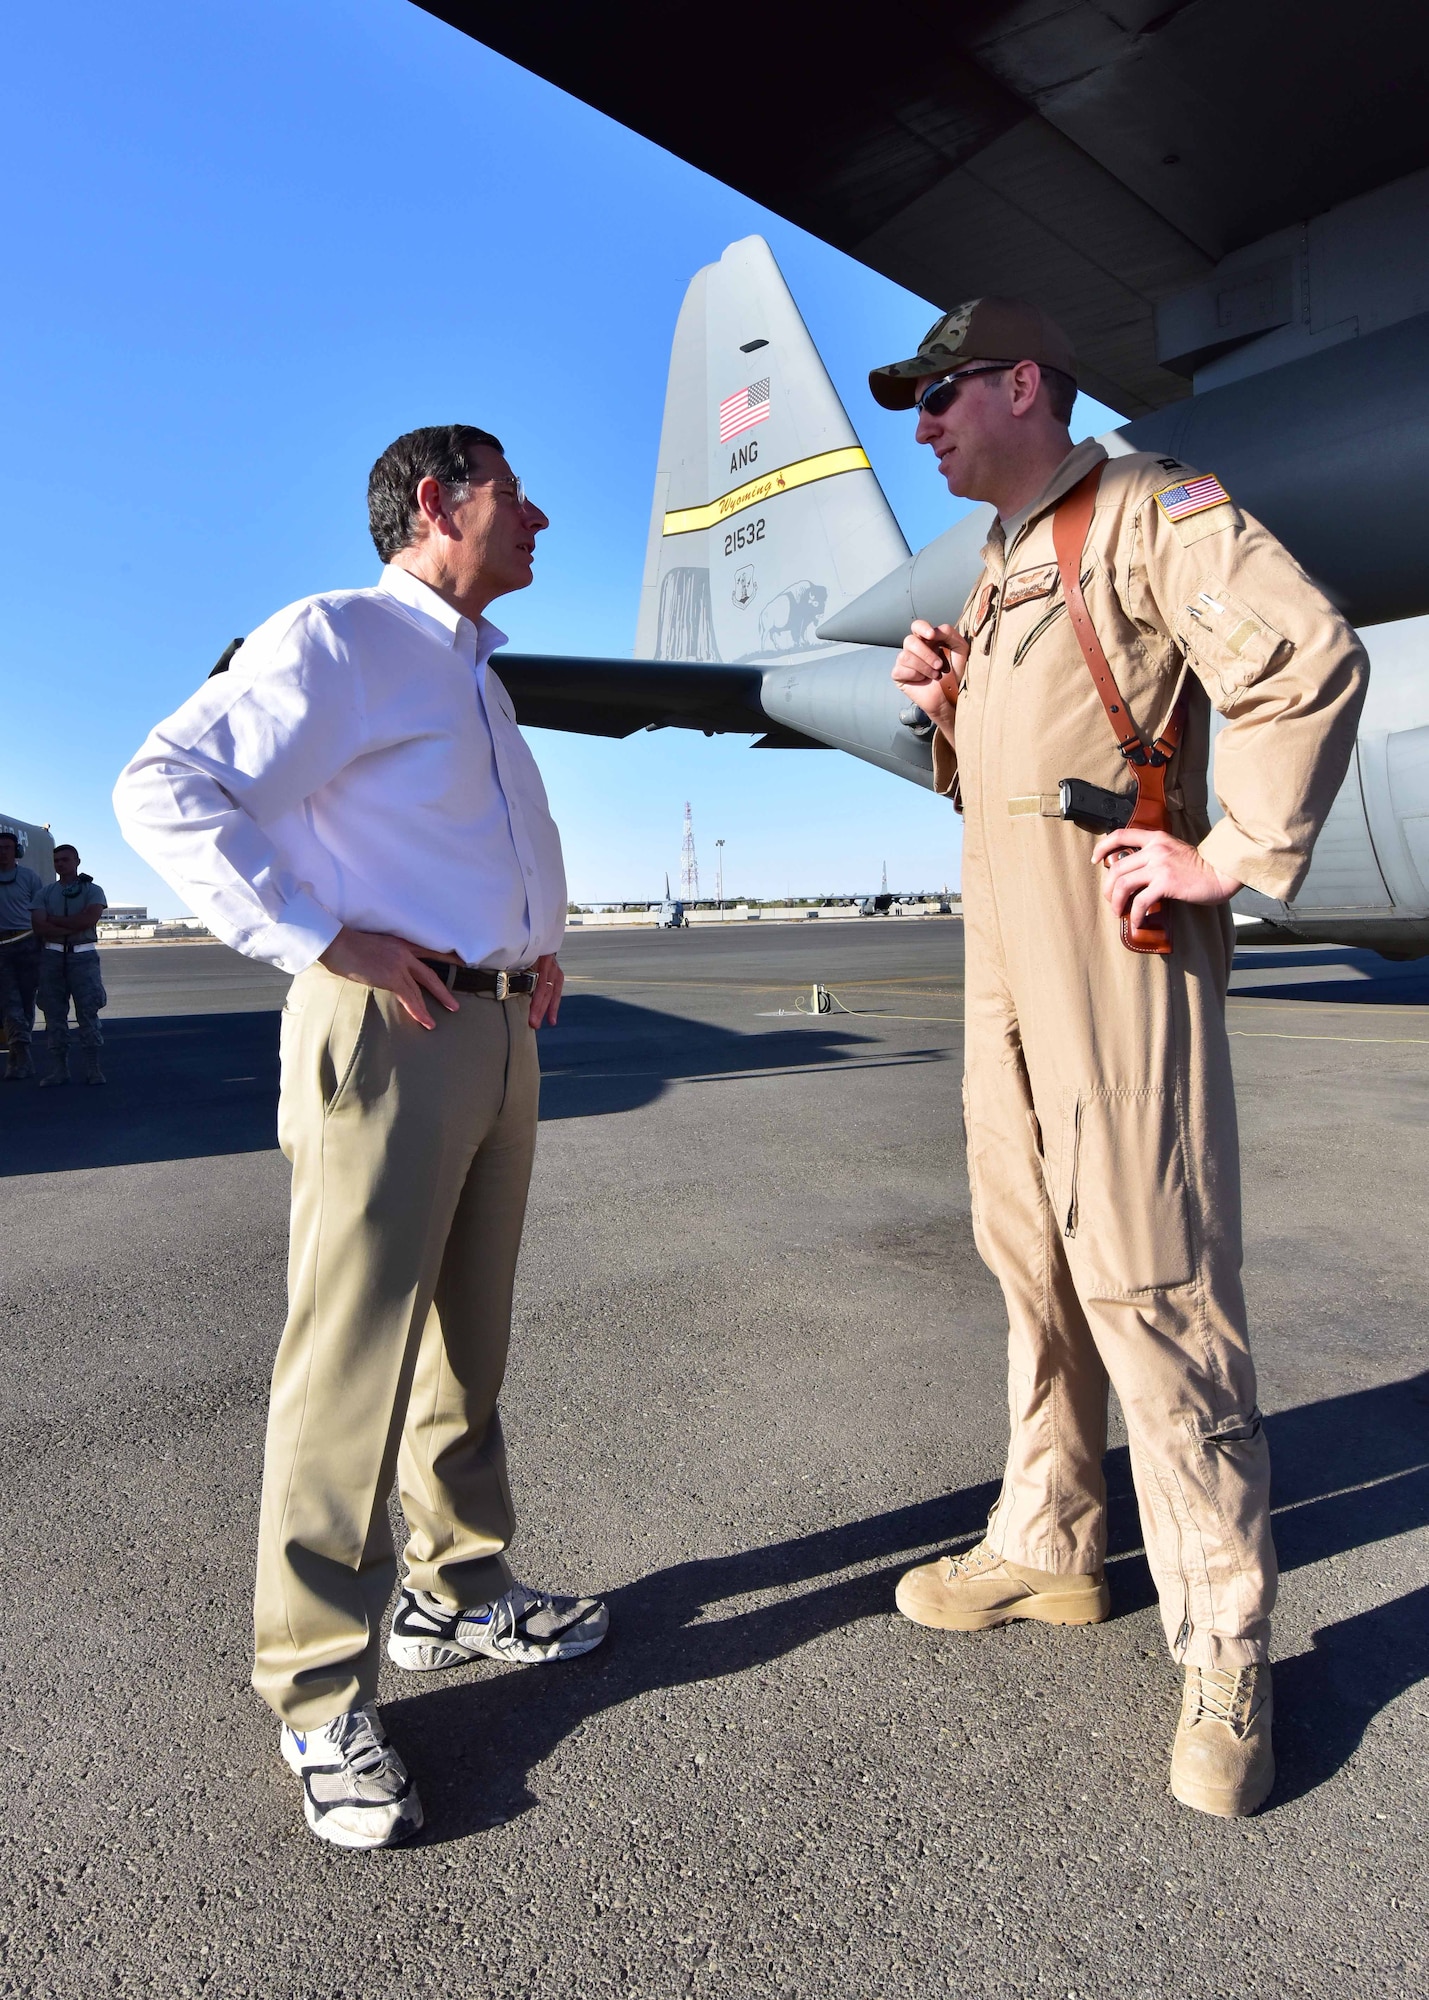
[0,826,108,1086]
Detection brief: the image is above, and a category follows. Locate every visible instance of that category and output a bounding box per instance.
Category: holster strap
[1052,465,1182,957]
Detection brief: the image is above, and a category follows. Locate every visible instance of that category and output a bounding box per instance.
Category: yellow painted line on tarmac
[1229,994,1429,1017]
[1228,1029,1429,1045]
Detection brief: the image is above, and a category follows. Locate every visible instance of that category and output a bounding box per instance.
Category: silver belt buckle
[493,970,510,1001]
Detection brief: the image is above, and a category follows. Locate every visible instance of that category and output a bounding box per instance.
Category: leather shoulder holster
[1052,464,1181,957]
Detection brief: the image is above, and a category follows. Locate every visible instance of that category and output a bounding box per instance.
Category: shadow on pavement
[393,1370,1429,1840]
[1231,945,1429,1006]
[0,1011,283,1178]
[392,1478,1001,1843]
[537,992,939,1121]
[0,994,936,1178]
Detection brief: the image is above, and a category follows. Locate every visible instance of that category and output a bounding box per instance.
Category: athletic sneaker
[279,1701,423,1849]
[388,1580,609,1671]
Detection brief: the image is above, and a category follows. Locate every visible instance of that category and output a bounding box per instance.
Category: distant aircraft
[430,0,1429,958]
[655,875,685,929]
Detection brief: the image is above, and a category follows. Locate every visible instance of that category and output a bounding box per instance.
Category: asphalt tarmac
[1,923,1425,1998]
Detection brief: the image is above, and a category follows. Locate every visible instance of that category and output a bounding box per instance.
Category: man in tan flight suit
[874,300,1366,1816]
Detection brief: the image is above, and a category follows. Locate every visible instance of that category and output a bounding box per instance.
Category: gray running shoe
[388,1581,609,1671]
[279,1702,423,1849]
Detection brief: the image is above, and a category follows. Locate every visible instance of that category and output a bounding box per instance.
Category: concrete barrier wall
[567,904,961,928]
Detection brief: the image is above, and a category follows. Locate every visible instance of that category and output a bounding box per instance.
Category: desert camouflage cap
[869,297,1078,410]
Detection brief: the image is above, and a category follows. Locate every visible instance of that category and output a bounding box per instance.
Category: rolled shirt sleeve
[113,603,363,973]
[1133,493,1368,901]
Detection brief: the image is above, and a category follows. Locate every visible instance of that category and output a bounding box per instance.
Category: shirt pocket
[1058,1085,1194,1295]
[1177,578,1291,702]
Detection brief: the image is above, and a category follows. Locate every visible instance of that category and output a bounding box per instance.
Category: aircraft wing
[416,0,1429,417]
[494,656,763,738]
[496,656,836,752]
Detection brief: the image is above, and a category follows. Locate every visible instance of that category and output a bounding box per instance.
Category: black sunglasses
[914,363,1011,417]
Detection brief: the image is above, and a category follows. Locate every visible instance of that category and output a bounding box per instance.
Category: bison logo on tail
[757,579,828,653]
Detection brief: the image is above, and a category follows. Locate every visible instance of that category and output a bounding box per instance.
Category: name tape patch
[1156,473,1231,523]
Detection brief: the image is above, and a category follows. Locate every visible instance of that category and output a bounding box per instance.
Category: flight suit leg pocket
[1061,1086,1194,1294]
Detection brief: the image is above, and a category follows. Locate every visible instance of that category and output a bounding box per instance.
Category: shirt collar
[378,564,507,666]
[986,438,1109,562]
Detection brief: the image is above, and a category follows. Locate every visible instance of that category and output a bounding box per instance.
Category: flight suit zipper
[1013,597,1067,667]
[1063,1097,1081,1238]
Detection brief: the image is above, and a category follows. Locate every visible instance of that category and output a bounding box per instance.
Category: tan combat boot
[78,1048,106,1085]
[895,1540,1110,1631]
[39,1053,70,1087]
[1170,1662,1274,1817]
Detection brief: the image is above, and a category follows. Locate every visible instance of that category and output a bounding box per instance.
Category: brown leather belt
[419,958,536,998]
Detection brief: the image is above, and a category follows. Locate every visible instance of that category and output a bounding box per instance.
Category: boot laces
[945,1541,999,1578]
[1189,1665,1260,1734]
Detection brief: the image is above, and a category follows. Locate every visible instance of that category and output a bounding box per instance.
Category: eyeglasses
[444,474,528,506]
[914,364,1011,417]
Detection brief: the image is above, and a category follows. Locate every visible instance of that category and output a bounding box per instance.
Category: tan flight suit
[936,438,1366,1669]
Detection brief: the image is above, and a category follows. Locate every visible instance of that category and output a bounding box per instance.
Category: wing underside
[417,1,1429,417]
[495,655,771,739]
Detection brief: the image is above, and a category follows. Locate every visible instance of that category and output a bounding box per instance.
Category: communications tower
[680,802,700,902]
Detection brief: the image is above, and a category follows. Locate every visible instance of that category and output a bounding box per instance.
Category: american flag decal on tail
[718,378,771,444]
[1155,473,1231,521]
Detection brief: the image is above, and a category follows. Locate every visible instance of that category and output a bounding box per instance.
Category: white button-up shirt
[113,566,566,975]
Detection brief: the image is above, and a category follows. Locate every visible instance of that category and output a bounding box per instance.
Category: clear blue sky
[1,0,1122,909]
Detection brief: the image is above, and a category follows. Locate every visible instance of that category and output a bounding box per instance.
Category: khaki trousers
[253,964,539,1727]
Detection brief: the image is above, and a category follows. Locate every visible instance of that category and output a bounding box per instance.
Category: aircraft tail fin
[634,236,908,664]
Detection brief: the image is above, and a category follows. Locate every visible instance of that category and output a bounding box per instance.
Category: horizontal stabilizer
[496,654,764,738]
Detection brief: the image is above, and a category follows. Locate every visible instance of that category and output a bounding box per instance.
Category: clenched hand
[891,621,967,739]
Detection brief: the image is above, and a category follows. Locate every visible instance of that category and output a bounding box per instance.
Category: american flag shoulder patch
[1155,472,1232,522]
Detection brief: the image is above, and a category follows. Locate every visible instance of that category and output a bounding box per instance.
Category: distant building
[0,814,55,883]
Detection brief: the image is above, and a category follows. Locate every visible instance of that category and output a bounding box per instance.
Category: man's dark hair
[1040,366,1077,426]
[54,844,79,860]
[367,425,504,563]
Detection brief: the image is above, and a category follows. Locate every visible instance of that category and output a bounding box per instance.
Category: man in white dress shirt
[115,425,608,1849]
